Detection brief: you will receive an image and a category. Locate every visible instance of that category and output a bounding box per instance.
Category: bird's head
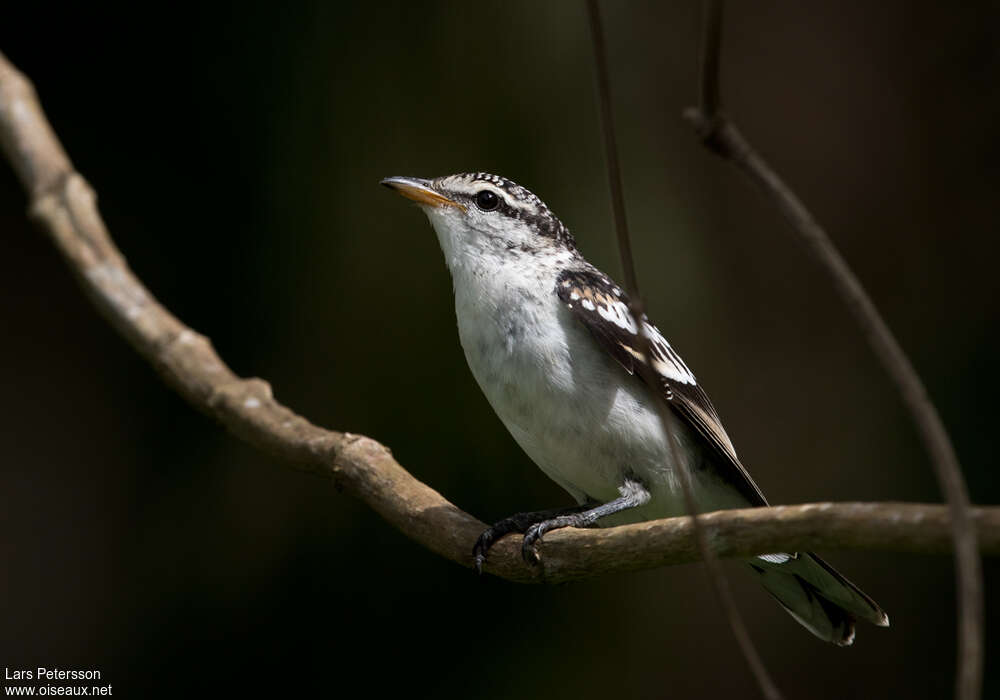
[382,172,576,271]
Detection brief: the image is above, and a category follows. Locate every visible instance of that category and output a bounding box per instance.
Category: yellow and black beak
[381,176,465,210]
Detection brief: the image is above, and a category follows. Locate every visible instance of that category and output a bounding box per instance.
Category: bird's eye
[475,190,500,211]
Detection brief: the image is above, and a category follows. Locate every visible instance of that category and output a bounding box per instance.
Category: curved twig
[1,51,998,594]
[683,3,983,698]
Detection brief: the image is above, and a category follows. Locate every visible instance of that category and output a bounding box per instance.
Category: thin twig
[584,0,639,305]
[584,3,781,698]
[682,5,984,699]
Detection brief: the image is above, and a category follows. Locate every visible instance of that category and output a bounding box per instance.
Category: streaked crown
[433,172,577,250]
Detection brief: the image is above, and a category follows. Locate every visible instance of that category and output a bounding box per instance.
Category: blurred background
[1,1,997,697]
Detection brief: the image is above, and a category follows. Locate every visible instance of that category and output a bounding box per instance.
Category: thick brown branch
[683,6,983,698]
[1,51,998,592]
[528,501,1000,582]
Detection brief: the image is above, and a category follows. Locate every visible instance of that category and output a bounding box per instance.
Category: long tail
[748,552,889,646]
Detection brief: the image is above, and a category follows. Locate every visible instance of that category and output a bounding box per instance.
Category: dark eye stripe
[441,172,579,249]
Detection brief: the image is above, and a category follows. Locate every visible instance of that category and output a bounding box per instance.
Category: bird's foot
[473,512,542,574]
[521,512,597,565]
[472,528,499,574]
[472,505,592,573]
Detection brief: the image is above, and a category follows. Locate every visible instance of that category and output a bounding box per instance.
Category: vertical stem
[585,0,639,302]
[585,2,782,698]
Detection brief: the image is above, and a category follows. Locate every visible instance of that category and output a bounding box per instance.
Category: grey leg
[521,479,650,563]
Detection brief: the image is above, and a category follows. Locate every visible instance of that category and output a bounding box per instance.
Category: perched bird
[382,171,889,645]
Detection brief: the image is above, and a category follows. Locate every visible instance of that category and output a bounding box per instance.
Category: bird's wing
[556,267,768,507]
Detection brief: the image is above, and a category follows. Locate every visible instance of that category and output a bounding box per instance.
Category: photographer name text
[4,670,101,682]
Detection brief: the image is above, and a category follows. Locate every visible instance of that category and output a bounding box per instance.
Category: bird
[382,171,889,645]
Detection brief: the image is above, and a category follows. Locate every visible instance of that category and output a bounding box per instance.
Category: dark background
[2,2,997,697]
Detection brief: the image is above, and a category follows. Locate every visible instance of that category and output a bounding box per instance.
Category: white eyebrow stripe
[448,181,507,199]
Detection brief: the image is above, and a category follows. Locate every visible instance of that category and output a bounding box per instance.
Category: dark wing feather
[556,267,767,507]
